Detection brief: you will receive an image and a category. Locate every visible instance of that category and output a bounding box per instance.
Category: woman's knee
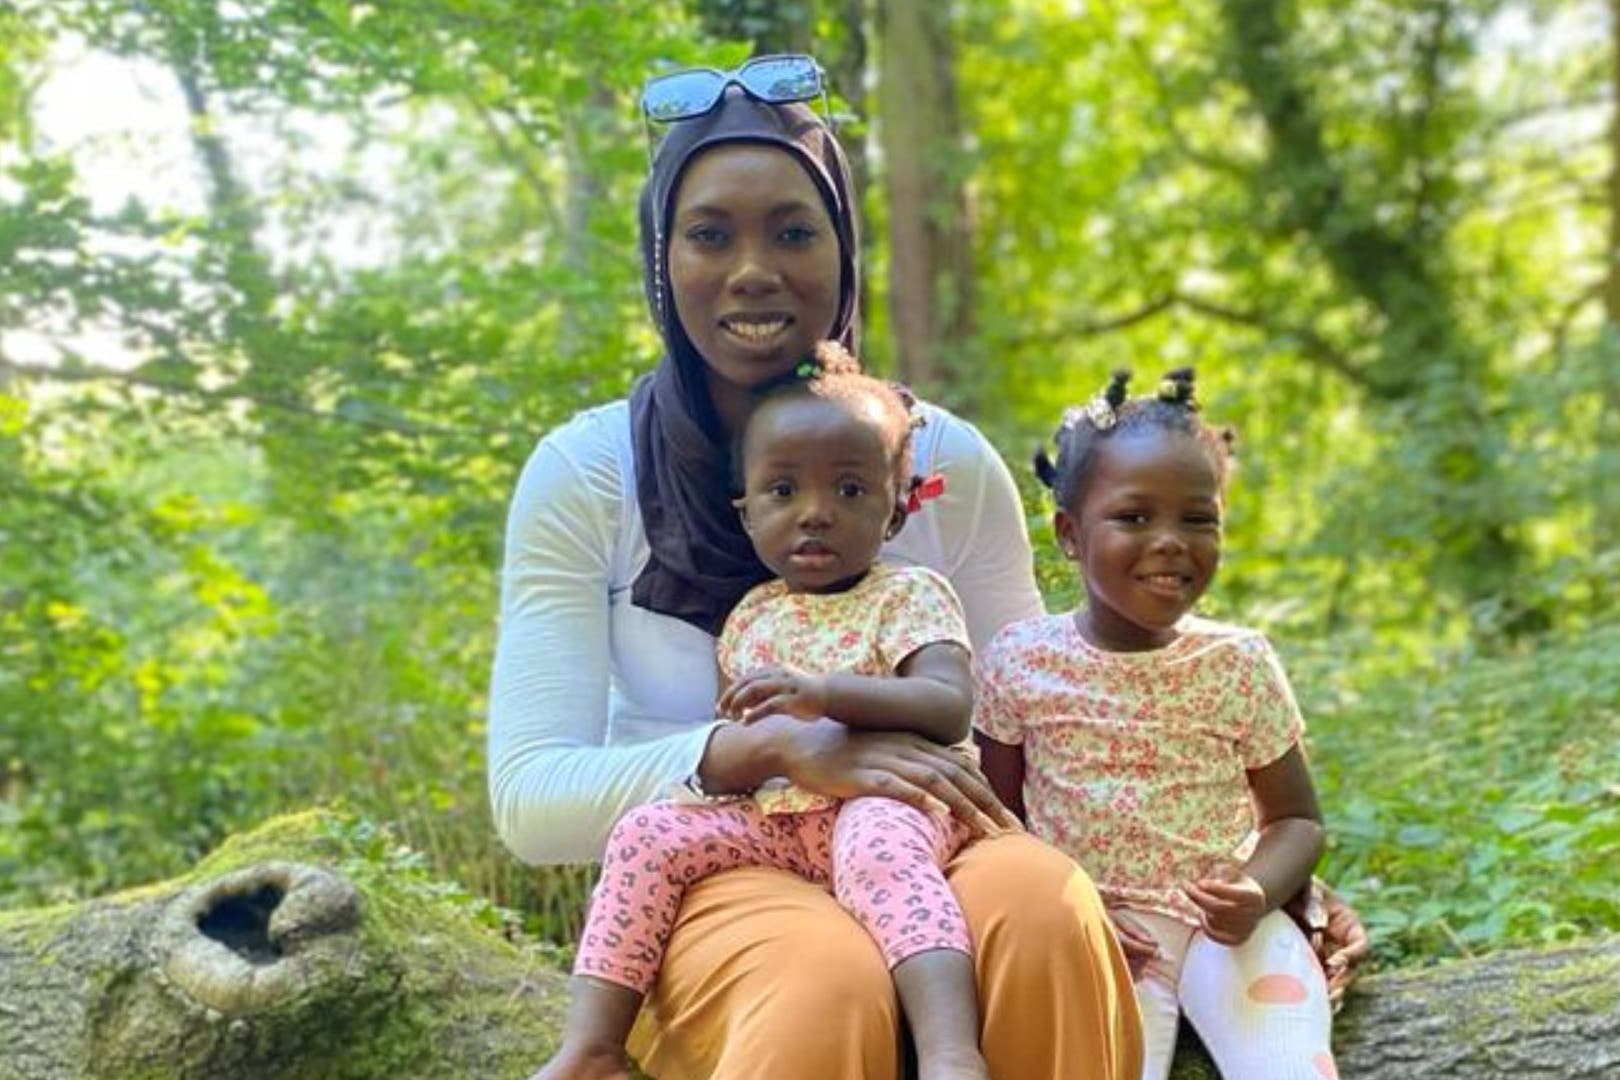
[711,902,899,1077]
[953,833,1113,955]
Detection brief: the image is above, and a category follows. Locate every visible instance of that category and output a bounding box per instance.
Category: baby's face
[734,394,901,594]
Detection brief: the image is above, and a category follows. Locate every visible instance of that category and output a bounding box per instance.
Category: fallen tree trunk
[1,811,1615,1079]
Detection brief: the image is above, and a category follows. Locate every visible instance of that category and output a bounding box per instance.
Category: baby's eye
[837,480,867,498]
[766,481,794,498]
[1186,513,1222,529]
[1112,511,1149,525]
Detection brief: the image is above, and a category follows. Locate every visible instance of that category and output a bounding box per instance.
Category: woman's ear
[1054,508,1081,562]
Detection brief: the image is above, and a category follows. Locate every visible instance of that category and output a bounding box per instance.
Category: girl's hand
[1107,907,1160,979]
[717,665,828,723]
[767,716,1020,835]
[1184,864,1269,946]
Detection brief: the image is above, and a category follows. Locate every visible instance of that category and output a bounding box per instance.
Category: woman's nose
[727,241,782,294]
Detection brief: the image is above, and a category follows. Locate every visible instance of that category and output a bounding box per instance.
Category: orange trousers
[626,831,1144,1079]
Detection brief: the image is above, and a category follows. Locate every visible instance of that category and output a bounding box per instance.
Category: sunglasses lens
[643,69,725,122]
[738,55,821,103]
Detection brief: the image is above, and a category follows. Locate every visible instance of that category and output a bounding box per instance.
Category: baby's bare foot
[526,1044,631,1080]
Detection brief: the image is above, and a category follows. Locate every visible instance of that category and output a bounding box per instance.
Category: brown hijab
[628,90,861,635]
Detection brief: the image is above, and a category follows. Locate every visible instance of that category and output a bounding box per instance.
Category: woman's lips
[720,314,792,346]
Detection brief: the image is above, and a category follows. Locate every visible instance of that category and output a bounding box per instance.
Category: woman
[488,69,1142,1080]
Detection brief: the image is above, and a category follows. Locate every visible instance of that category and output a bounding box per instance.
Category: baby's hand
[1184,864,1268,946]
[717,665,829,723]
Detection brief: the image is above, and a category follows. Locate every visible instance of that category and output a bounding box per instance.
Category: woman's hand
[766,716,1020,835]
[717,665,828,723]
[1318,885,1370,1009]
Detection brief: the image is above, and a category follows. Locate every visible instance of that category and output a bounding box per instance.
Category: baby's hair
[1034,367,1237,510]
[738,340,922,489]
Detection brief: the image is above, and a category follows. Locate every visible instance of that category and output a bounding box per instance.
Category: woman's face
[667,144,842,398]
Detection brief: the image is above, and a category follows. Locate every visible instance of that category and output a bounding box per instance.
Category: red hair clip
[907,473,946,513]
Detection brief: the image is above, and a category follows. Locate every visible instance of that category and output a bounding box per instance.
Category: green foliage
[1299,618,1620,966]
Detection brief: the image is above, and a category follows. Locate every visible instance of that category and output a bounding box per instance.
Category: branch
[999,292,1384,394]
[0,354,458,439]
[1546,278,1604,361]
[1123,25,1252,180]
[1406,1,1454,233]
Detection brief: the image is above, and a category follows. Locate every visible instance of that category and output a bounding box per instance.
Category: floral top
[974,613,1303,925]
[719,563,973,814]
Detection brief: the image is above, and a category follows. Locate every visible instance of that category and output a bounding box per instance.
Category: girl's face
[668,144,842,416]
[733,394,904,595]
[1056,429,1224,651]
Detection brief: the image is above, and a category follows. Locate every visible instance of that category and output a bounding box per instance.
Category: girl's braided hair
[1034,367,1236,510]
[739,340,923,490]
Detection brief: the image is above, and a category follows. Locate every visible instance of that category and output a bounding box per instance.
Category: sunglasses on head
[640,53,831,126]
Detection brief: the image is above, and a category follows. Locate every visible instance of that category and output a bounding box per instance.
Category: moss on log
[3,809,1616,1079]
[0,811,569,1080]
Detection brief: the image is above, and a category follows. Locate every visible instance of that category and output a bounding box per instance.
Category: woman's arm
[487,424,719,866]
[716,642,973,744]
[923,409,1045,649]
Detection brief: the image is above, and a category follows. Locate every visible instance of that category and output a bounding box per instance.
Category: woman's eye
[779,224,818,246]
[767,482,793,498]
[686,225,727,247]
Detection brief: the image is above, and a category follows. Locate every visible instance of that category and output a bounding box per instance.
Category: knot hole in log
[197,882,285,963]
[154,862,364,1016]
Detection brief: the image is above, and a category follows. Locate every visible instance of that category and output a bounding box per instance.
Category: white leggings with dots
[1129,908,1338,1080]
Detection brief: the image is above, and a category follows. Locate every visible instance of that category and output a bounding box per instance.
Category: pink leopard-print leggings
[575,796,974,994]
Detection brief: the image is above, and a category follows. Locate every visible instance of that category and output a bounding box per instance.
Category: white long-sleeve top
[487,397,1044,865]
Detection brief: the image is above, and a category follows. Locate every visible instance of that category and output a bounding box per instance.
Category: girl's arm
[972,732,1027,822]
[1185,744,1325,945]
[717,642,973,745]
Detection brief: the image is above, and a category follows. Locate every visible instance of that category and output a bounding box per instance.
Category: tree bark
[3,810,1615,1079]
[1598,0,1620,549]
[876,0,975,390]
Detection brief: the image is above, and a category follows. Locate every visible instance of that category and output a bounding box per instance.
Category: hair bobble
[794,360,819,380]
[1156,367,1198,409]
[907,473,946,512]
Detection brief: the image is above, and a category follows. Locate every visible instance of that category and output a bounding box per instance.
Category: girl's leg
[542,802,818,1080]
[1178,910,1338,1080]
[948,832,1145,1080]
[1125,910,1197,1080]
[831,797,984,1080]
[627,866,902,1080]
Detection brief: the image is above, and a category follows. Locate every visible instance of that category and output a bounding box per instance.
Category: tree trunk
[876,0,975,391]
[1598,0,1620,549]
[3,810,1615,1079]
